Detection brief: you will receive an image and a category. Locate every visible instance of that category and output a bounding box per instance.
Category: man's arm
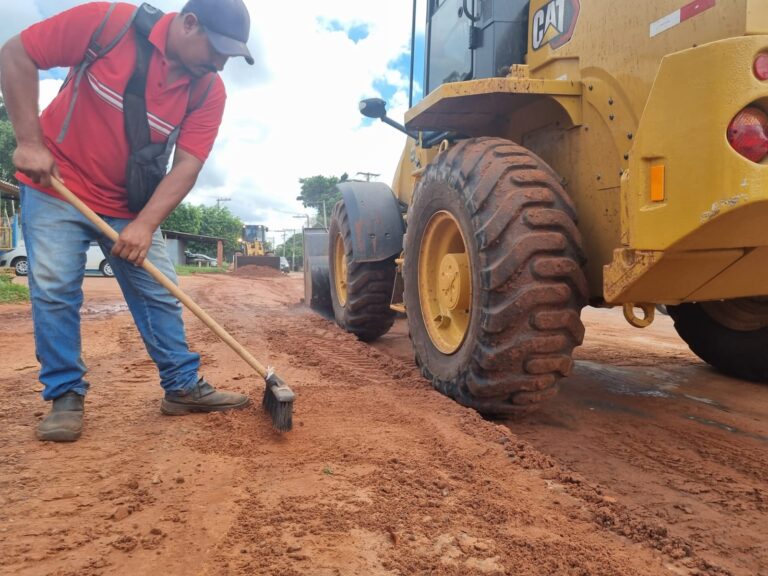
[0,35,59,187]
[110,148,203,266]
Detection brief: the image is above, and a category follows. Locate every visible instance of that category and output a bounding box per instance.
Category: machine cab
[425,0,529,94]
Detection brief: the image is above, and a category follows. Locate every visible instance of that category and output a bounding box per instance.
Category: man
[0,0,254,442]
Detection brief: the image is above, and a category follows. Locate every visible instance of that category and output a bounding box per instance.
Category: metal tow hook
[623,302,655,328]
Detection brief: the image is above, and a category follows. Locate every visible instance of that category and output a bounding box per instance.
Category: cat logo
[531,0,580,51]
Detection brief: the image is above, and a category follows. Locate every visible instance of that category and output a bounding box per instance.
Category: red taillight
[755,53,768,81]
[727,107,768,163]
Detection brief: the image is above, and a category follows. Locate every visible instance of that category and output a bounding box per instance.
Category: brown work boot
[37,391,84,442]
[161,378,250,415]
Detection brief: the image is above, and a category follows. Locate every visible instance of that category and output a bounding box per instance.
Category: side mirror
[358,97,418,139]
[359,98,387,120]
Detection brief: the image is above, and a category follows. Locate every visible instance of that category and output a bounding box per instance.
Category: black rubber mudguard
[337,182,404,263]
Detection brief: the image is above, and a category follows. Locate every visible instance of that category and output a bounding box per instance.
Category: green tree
[197,204,243,256]
[163,202,202,234]
[163,202,242,258]
[0,96,18,183]
[0,97,20,220]
[296,173,348,227]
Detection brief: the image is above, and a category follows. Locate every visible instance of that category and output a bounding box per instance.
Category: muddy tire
[403,137,588,414]
[668,301,768,381]
[302,229,332,312]
[328,200,397,342]
[304,257,332,312]
[306,266,331,311]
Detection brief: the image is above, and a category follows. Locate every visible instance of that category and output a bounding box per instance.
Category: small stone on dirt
[111,506,131,521]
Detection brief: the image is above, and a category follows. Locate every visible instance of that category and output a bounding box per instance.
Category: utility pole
[291,229,296,271]
[216,197,231,208]
[322,200,327,229]
[356,171,380,182]
[272,229,289,257]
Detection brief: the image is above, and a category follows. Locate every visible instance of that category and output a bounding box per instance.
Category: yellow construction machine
[240,224,268,256]
[237,224,282,270]
[304,0,768,414]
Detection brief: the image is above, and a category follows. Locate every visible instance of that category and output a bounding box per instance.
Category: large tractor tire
[668,298,768,381]
[403,137,588,414]
[328,200,397,342]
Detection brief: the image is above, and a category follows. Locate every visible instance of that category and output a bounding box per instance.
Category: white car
[0,242,114,277]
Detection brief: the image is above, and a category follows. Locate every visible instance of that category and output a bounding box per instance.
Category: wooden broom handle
[50,178,269,379]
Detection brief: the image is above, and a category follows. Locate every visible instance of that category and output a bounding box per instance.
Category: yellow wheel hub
[333,233,348,306]
[419,211,472,354]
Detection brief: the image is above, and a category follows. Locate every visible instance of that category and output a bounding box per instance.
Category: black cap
[181,0,254,65]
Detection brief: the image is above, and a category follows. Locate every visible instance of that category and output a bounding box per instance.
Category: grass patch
[0,273,29,303]
[174,264,230,277]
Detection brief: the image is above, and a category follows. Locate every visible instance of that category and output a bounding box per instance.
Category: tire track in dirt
[2,274,761,575]
[509,310,768,576]
[176,281,732,576]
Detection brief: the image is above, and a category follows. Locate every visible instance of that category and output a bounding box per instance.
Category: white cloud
[0,0,427,244]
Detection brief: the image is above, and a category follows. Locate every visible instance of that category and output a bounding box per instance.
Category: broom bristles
[262,373,294,432]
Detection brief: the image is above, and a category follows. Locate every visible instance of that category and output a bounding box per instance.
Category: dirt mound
[232,264,283,278]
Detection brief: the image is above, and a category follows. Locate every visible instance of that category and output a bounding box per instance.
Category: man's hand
[112,219,156,266]
[13,142,61,189]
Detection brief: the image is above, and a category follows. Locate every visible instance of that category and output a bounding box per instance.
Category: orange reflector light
[650,165,665,202]
[755,53,768,81]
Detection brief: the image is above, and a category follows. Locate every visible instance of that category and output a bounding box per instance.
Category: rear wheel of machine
[328,200,397,341]
[668,298,768,381]
[304,254,331,312]
[403,137,588,414]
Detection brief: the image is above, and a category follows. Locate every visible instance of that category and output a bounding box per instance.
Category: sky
[0,0,426,248]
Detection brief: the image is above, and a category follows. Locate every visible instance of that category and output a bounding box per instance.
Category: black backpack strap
[187,74,216,113]
[123,3,164,153]
[130,3,164,42]
[56,2,140,143]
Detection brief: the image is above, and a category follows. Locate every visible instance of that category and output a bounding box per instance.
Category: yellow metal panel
[625,36,768,252]
[603,248,744,304]
[673,200,768,251]
[527,1,749,121]
[687,246,768,300]
[404,76,582,133]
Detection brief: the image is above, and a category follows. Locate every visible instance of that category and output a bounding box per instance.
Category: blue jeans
[20,185,200,400]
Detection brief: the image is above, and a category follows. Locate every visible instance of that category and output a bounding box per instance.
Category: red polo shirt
[17,2,226,218]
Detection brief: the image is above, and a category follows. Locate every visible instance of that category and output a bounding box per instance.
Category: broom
[50,178,295,431]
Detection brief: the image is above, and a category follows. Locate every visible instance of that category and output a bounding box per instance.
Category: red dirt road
[0,272,766,576]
